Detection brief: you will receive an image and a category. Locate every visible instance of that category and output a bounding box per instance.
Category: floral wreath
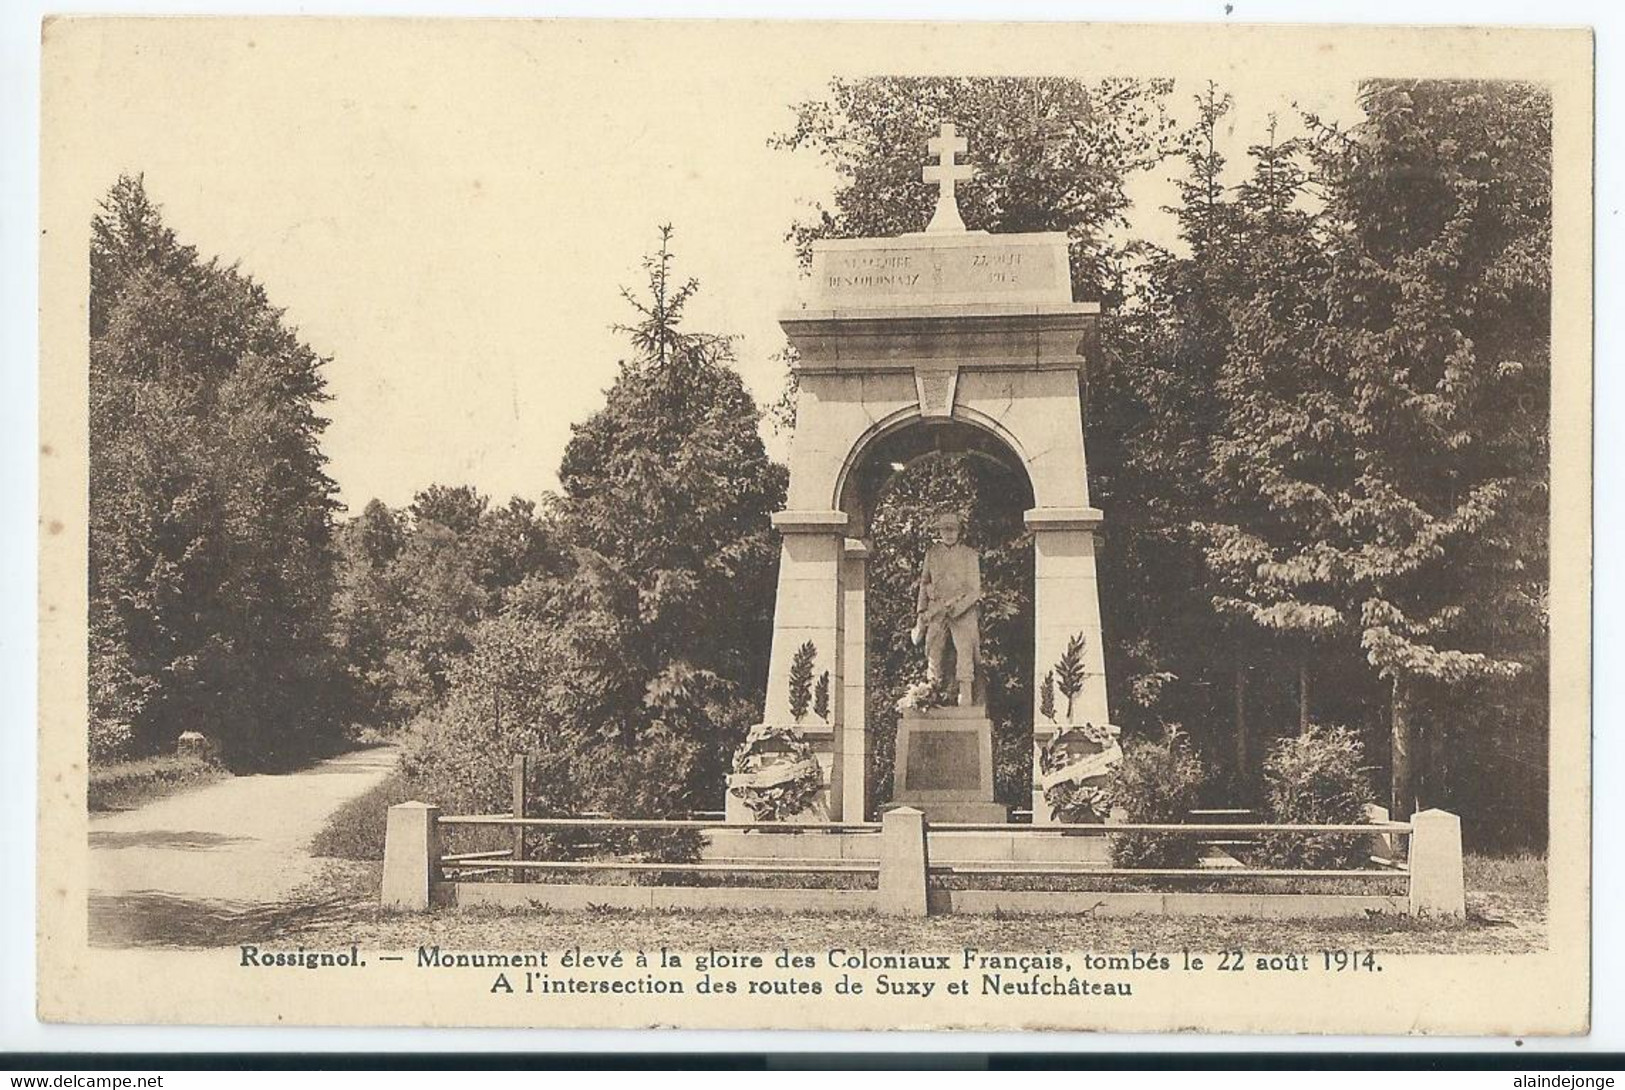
[1038,722,1124,824]
[895,676,958,713]
[728,724,824,822]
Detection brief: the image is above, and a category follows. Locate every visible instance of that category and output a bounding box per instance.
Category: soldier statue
[910,509,982,706]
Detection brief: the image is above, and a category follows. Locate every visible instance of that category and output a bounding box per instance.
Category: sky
[51,19,1363,513]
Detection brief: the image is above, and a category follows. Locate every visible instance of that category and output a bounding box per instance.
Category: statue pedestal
[890,704,1008,824]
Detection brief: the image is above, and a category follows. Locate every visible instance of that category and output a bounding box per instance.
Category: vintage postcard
[36,18,1592,1034]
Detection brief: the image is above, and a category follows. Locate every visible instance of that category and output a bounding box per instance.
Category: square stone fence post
[382,801,441,911]
[878,806,929,916]
[1407,808,1465,918]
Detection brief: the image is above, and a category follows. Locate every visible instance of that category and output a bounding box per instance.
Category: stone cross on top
[922,122,975,234]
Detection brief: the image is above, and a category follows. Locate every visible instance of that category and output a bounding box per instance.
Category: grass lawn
[310,769,419,859]
[89,754,228,812]
[283,851,1546,957]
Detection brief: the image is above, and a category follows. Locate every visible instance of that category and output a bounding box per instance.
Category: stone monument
[890,507,1005,823]
[737,121,1110,825]
[912,509,980,704]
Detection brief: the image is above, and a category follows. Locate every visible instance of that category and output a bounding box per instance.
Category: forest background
[86,76,1551,850]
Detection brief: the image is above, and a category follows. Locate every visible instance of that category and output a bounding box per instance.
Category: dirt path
[89,746,398,947]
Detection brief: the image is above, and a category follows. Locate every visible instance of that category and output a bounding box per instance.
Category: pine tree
[411,228,789,817]
[557,226,787,692]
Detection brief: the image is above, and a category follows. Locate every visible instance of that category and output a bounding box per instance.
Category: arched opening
[836,413,1034,537]
[839,416,1037,816]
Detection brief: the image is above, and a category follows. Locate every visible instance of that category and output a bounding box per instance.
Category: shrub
[1254,726,1375,870]
[1106,727,1205,868]
[88,716,134,765]
[88,754,224,812]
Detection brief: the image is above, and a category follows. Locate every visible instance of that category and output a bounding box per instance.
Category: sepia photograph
[32,17,1593,1036]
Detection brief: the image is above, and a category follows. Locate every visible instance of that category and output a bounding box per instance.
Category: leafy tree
[409,228,787,816]
[1197,82,1550,822]
[776,76,1180,303]
[332,488,563,729]
[352,498,404,566]
[382,520,487,712]
[410,484,487,538]
[332,502,407,728]
[1307,81,1551,822]
[89,175,343,767]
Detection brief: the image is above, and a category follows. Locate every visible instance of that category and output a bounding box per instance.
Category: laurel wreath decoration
[727,724,825,821]
[1038,721,1124,824]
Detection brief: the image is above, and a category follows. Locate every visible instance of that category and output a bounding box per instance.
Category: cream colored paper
[38,18,1592,1034]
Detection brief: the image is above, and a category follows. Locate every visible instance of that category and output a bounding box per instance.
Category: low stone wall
[701,827,1112,864]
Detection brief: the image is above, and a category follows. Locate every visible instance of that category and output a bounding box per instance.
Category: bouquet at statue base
[728,724,827,823]
[1039,722,1125,824]
[895,676,958,713]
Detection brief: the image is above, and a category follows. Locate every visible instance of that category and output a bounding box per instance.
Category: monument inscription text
[808,236,1070,309]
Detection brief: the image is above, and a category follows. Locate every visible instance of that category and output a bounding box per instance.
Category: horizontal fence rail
[438,815,883,831]
[928,864,1407,879]
[439,815,1404,834]
[380,801,1461,919]
[928,822,1412,834]
[440,859,879,874]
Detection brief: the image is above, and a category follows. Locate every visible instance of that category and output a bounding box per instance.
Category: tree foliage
[776,76,1180,304]
[1107,728,1207,868]
[403,228,787,818]
[1182,82,1551,821]
[1254,726,1376,869]
[331,488,562,727]
[89,175,343,767]
[778,77,1550,845]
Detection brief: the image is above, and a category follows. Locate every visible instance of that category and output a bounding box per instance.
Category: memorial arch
[736,125,1111,824]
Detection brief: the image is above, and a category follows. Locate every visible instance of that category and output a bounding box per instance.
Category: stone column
[1407,808,1466,917]
[759,509,848,820]
[1025,506,1110,824]
[878,806,929,916]
[381,801,440,911]
[837,537,870,822]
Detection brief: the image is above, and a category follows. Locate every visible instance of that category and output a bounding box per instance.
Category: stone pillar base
[890,704,1009,825]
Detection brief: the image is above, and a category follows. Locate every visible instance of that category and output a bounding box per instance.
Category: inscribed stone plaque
[807,232,1072,309]
[904,730,981,792]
